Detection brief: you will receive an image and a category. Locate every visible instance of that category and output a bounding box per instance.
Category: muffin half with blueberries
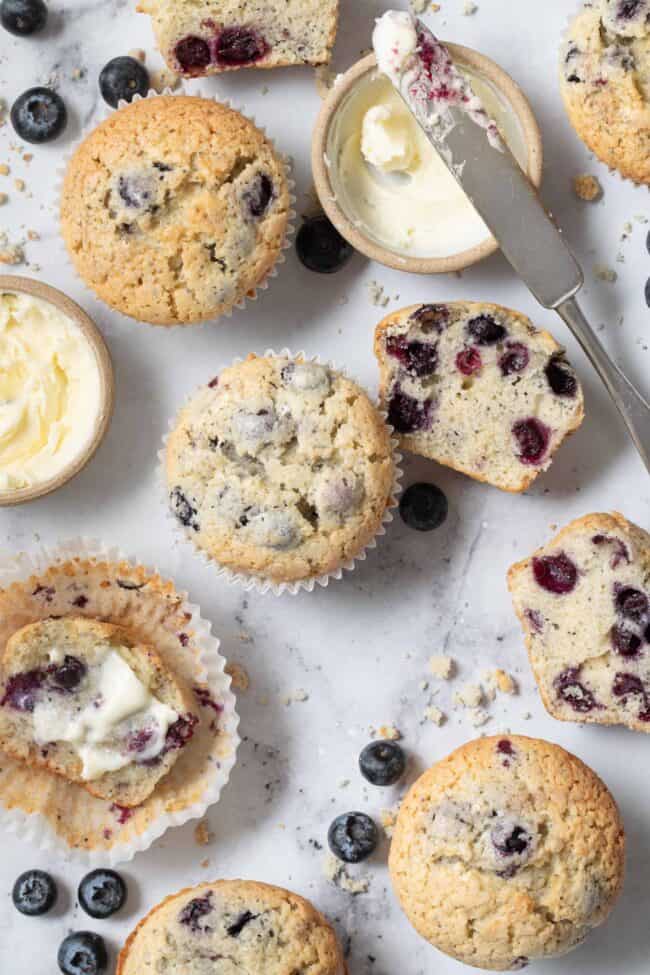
[61,95,291,326]
[374,302,585,493]
[165,354,397,589]
[138,0,339,78]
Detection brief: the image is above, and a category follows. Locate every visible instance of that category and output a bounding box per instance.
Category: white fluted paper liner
[159,349,404,596]
[0,538,240,866]
[55,86,297,329]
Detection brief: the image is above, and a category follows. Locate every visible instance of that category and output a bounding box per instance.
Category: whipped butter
[32,649,179,780]
[327,13,527,259]
[0,290,102,492]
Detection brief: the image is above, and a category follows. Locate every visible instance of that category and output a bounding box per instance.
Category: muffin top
[389,735,625,971]
[60,95,290,325]
[165,354,396,584]
[561,1,650,183]
[117,879,346,975]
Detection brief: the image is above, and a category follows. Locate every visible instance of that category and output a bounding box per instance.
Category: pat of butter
[32,650,179,781]
[361,104,416,173]
[0,291,102,492]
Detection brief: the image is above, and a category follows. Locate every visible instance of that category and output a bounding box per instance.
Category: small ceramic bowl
[312,48,544,274]
[0,276,114,506]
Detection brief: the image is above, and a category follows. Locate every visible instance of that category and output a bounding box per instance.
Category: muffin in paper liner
[160,349,403,597]
[56,87,297,329]
[560,2,650,186]
[0,538,239,865]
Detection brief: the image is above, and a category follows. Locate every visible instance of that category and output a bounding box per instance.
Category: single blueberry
[388,388,433,434]
[545,356,577,397]
[385,336,438,377]
[164,712,198,751]
[242,172,274,219]
[178,892,214,933]
[214,26,269,66]
[78,869,126,919]
[296,215,354,273]
[170,487,199,531]
[12,869,57,916]
[99,56,149,109]
[57,932,107,975]
[554,667,600,713]
[226,910,258,936]
[10,87,67,143]
[409,303,450,332]
[499,342,530,377]
[1,0,47,35]
[615,586,649,622]
[512,417,550,465]
[328,812,378,863]
[532,553,578,595]
[50,655,86,691]
[455,346,482,376]
[359,740,406,786]
[466,314,507,345]
[611,624,642,658]
[1,668,45,711]
[399,482,448,532]
[175,35,211,73]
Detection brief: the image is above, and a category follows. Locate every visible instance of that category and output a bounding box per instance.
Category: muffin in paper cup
[0,539,239,865]
[58,89,296,328]
[161,350,403,596]
[560,2,650,186]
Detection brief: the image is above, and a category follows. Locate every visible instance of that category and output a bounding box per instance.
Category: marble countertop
[1,1,649,973]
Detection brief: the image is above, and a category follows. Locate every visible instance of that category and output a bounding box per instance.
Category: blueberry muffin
[374,302,584,493]
[165,354,396,586]
[389,735,625,971]
[509,512,650,732]
[0,617,196,806]
[61,95,291,326]
[138,0,339,77]
[117,879,347,975]
[561,1,650,183]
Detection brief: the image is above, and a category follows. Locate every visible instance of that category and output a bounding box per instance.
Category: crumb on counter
[454,684,483,709]
[194,819,213,846]
[425,705,445,726]
[284,688,309,706]
[380,807,399,838]
[573,174,602,202]
[0,164,10,176]
[463,1,478,14]
[0,193,7,205]
[0,245,24,265]
[323,853,370,894]
[375,724,401,741]
[225,661,250,692]
[594,265,617,283]
[429,654,454,679]
[151,67,180,92]
[367,280,390,308]
[468,707,490,727]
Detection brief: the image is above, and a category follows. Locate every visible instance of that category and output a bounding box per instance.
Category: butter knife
[375,11,650,475]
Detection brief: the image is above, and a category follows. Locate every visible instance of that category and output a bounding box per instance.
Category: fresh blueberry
[385,336,438,377]
[615,586,648,622]
[174,35,211,73]
[553,667,600,713]
[12,869,57,916]
[399,482,448,532]
[512,417,550,465]
[99,56,149,109]
[456,346,482,376]
[532,553,578,595]
[296,215,354,273]
[359,740,406,786]
[1,0,47,35]
[214,26,269,66]
[388,387,433,434]
[10,87,67,143]
[78,870,126,919]
[328,812,378,863]
[545,356,577,397]
[57,932,107,975]
[499,342,529,377]
[466,314,507,345]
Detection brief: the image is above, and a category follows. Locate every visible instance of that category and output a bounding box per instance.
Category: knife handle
[556,297,650,475]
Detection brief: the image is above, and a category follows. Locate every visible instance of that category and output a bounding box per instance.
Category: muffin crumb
[323,853,370,894]
[454,684,483,709]
[573,174,602,202]
[194,819,213,846]
[429,654,454,679]
[225,662,250,692]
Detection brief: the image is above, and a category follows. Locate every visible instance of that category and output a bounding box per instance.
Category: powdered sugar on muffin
[138,0,339,77]
[374,302,584,492]
[509,512,650,733]
[165,354,396,584]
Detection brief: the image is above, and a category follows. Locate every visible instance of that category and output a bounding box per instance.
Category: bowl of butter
[312,48,543,274]
[0,276,114,505]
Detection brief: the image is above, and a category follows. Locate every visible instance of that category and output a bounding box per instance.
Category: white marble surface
[1,1,650,972]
